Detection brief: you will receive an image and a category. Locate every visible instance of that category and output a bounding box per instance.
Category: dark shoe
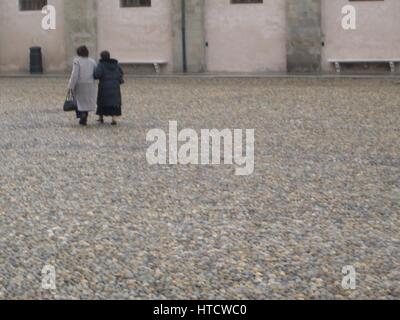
[97,117,104,124]
[111,121,117,126]
[79,114,88,126]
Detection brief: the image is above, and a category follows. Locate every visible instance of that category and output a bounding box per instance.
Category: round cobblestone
[0,77,399,299]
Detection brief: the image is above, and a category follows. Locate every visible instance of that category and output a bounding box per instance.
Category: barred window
[19,0,47,11]
[120,0,151,7]
[231,0,263,3]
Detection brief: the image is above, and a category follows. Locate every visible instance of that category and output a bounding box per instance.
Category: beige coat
[68,57,97,112]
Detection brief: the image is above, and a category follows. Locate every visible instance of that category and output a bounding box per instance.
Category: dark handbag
[63,90,77,112]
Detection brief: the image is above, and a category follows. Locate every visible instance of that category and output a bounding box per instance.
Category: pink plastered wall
[0,0,66,72]
[96,0,173,72]
[204,0,286,73]
[321,0,400,71]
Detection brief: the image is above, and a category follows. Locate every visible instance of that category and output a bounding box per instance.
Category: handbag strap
[66,89,74,100]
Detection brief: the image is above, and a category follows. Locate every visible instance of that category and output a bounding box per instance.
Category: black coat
[94,59,124,108]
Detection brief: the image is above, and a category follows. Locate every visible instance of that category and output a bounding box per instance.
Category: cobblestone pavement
[0,77,399,300]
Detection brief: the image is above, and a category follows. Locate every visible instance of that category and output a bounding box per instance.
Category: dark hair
[76,46,89,58]
[101,51,111,61]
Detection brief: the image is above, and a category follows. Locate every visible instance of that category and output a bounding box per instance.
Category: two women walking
[68,46,124,126]
[94,51,124,125]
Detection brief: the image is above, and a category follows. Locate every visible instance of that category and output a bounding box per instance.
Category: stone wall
[171,0,184,72]
[184,0,206,73]
[172,0,205,73]
[286,0,322,72]
[2,0,400,74]
[64,0,97,68]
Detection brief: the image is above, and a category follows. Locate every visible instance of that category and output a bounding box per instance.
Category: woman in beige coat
[68,46,97,126]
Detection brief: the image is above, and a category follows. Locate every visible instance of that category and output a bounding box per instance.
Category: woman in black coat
[94,51,124,125]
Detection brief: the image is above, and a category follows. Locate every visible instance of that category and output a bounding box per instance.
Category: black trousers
[76,111,88,119]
